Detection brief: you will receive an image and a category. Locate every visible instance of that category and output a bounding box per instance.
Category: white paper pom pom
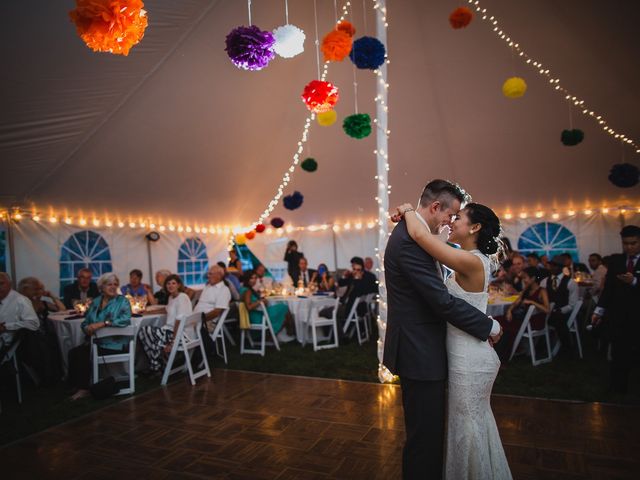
[273,24,305,58]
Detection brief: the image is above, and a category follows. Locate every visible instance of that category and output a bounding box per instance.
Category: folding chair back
[566,299,584,359]
[509,302,555,366]
[161,312,211,386]
[209,308,230,364]
[92,325,136,395]
[343,295,370,345]
[240,301,280,356]
[0,334,24,409]
[308,297,340,351]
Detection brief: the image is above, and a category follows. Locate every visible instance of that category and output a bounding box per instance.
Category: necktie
[628,256,635,273]
[551,275,558,290]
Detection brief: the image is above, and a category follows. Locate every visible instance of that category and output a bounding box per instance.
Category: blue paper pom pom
[608,163,639,188]
[349,36,386,70]
[283,191,304,210]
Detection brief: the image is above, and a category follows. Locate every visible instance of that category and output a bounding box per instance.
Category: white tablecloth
[266,294,335,344]
[49,310,167,375]
[487,299,516,318]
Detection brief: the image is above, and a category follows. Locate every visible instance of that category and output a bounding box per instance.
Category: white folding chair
[209,308,230,364]
[240,302,280,356]
[190,289,202,309]
[161,312,211,386]
[343,295,370,345]
[92,325,136,395]
[566,300,584,359]
[509,302,555,366]
[0,336,24,411]
[307,297,340,351]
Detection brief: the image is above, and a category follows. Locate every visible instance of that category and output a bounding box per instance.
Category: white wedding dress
[444,250,512,480]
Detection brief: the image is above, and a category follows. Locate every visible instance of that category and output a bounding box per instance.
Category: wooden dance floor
[2,369,638,479]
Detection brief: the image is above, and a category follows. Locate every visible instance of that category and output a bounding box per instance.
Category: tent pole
[6,217,18,287]
[375,0,391,383]
[146,239,154,291]
[331,227,339,272]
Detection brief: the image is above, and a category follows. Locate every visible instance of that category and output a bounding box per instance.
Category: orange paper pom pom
[336,20,356,37]
[245,231,256,240]
[449,7,474,29]
[321,29,352,62]
[69,0,148,56]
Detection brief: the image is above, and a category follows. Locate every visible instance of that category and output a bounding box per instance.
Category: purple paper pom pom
[225,25,275,71]
[270,217,285,228]
[283,191,304,210]
[608,163,639,188]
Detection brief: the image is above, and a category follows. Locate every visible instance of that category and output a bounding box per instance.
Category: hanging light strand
[467,0,640,154]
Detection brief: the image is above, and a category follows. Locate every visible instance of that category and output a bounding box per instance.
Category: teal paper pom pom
[561,129,584,146]
[343,113,372,139]
[301,158,318,172]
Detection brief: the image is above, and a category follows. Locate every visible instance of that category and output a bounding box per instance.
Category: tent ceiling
[1,0,639,226]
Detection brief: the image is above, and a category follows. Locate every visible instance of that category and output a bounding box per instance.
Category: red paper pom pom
[245,231,256,240]
[255,224,266,233]
[449,7,474,29]
[69,0,148,56]
[301,80,340,113]
[336,20,356,37]
[321,29,352,62]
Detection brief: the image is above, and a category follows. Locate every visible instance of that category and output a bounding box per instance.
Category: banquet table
[487,296,518,318]
[48,307,167,376]
[266,294,334,344]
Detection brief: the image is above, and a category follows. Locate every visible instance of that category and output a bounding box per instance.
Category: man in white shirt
[194,265,231,332]
[0,272,40,349]
[540,256,579,355]
[587,253,607,300]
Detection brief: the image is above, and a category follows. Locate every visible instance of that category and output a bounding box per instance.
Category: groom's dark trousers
[382,220,493,480]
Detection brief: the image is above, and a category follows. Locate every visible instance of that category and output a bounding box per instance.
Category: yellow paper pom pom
[235,233,247,245]
[317,110,337,126]
[502,77,527,98]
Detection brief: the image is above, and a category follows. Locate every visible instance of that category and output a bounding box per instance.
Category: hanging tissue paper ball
[270,217,285,228]
[321,29,353,62]
[301,158,318,172]
[337,20,356,37]
[225,25,275,71]
[69,0,148,56]
[235,233,247,245]
[317,110,337,126]
[608,163,640,188]
[302,80,339,113]
[449,7,474,29]
[272,24,305,58]
[349,36,386,70]
[343,113,372,139]
[283,191,304,210]
[502,77,527,98]
[245,231,256,240]
[255,224,266,233]
[561,129,584,146]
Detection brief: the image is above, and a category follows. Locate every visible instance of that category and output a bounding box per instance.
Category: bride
[394,201,512,480]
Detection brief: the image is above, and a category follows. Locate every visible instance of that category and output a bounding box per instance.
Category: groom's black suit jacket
[383,220,493,381]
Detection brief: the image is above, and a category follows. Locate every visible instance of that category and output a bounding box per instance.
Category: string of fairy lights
[467,0,640,155]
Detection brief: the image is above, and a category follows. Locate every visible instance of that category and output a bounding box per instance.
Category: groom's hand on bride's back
[489,325,503,346]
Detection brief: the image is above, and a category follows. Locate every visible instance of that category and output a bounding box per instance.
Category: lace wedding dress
[444,250,512,479]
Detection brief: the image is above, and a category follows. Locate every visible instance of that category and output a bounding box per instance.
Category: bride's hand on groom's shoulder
[390,203,414,223]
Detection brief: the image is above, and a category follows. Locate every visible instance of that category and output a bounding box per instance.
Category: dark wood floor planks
[1,369,638,479]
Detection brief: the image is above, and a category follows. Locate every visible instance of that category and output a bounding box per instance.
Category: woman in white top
[138,274,192,373]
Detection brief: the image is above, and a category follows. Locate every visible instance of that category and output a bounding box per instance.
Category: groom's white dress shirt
[413,211,501,337]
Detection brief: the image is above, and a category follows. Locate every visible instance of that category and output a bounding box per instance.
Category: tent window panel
[59,230,113,296]
[177,237,208,287]
[518,222,579,261]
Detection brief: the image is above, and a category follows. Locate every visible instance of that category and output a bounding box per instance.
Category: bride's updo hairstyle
[464,203,502,256]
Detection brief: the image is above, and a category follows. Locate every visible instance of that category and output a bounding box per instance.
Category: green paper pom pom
[301,157,318,172]
[561,129,584,146]
[343,113,372,139]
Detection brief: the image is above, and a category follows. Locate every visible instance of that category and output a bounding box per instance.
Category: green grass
[1,335,638,447]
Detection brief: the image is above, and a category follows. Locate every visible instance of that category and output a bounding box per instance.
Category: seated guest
[138,274,192,373]
[489,265,516,295]
[194,265,232,333]
[284,240,304,280]
[63,268,99,309]
[255,264,273,292]
[364,256,375,274]
[17,277,64,385]
[561,253,589,277]
[217,261,241,300]
[67,273,132,400]
[588,253,607,300]
[506,254,526,292]
[317,263,335,292]
[153,269,172,305]
[295,257,318,288]
[540,255,579,356]
[0,272,40,350]
[338,257,378,318]
[526,253,549,279]
[228,248,239,268]
[121,269,155,305]
[496,267,550,362]
[240,270,294,337]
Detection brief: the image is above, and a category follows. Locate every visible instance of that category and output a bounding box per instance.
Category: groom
[383,179,502,479]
